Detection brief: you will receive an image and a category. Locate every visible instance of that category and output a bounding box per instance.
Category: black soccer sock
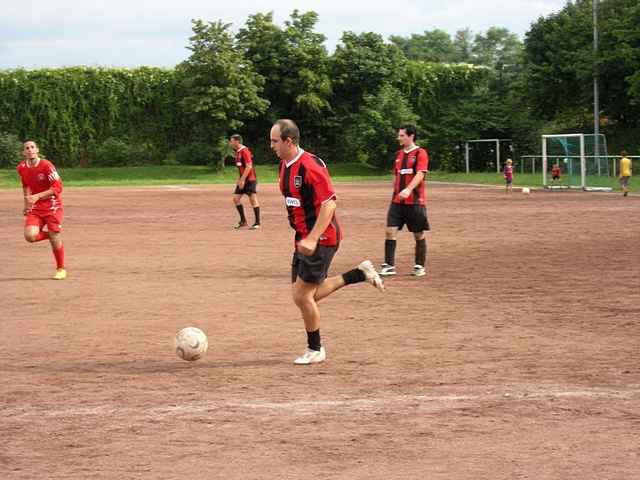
[384,239,397,266]
[342,268,366,285]
[307,329,321,351]
[236,205,246,223]
[253,206,261,225]
[415,238,427,267]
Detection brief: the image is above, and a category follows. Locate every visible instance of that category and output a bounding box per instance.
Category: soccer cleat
[233,221,248,229]
[411,265,426,277]
[358,260,385,291]
[249,223,261,230]
[53,268,67,280]
[379,263,397,276]
[294,347,326,365]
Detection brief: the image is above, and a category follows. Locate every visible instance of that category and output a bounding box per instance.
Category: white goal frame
[464,139,512,174]
[542,134,586,188]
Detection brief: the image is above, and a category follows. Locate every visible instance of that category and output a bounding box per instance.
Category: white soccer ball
[175,327,208,361]
[522,187,531,195]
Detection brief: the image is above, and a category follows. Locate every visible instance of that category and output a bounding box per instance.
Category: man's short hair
[23,139,37,146]
[274,119,300,145]
[230,134,243,143]
[621,150,628,157]
[399,124,418,141]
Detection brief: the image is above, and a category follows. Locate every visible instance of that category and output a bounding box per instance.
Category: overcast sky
[1,0,568,69]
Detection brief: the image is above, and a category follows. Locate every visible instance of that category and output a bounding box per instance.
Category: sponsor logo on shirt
[285,197,301,207]
[399,168,414,175]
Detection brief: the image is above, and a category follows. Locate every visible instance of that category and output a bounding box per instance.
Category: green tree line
[1,1,637,170]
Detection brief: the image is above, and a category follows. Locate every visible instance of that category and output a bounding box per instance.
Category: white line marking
[1,387,637,420]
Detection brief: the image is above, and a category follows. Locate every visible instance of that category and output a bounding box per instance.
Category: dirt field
[1,182,639,480]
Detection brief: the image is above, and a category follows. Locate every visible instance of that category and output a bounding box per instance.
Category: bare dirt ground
[1,181,639,480]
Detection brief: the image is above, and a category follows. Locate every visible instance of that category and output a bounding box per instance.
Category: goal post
[542,134,585,188]
[542,133,609,190]
[464,139,513,174]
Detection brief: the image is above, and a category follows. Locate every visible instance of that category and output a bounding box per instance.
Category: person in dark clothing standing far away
[270,119,385,365]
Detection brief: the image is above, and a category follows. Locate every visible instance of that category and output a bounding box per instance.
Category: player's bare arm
[399,171,425,199]
[238,165,252,188]
[297,199,336,256]
[25,187,57,206]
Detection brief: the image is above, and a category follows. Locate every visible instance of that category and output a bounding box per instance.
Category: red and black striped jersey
[392,146,429,205]
[235,146,256,181]
[279,149,342,246]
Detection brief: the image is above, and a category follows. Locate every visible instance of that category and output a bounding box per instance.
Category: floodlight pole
[593,0,600,164]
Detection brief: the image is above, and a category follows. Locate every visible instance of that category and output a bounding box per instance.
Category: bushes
[0,132,22,168]
[91,138,159,167]
[174,142,215,166]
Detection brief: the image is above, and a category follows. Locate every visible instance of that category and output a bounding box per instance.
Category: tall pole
[593,0,600,167]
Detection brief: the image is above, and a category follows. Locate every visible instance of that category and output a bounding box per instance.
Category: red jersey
[16,158,63,213]
[235,146,257,182]
[279,149,342,247]
[551,165,561,177]
[504,165,513,180]
[392,146,429,205]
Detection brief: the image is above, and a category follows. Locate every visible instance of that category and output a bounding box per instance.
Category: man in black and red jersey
[229,134,261,229]
[16,140,67,280]
[379,124,430,277]
[271,119,384,365]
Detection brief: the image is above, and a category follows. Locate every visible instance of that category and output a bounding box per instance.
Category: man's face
[270,125,293,160]
[23,141,39,160]
[397,129,413,148]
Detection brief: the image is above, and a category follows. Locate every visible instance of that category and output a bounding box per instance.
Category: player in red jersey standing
[229,134,261,229]
[16,140,66,280]
[379,124,430,278]
[271,119,384,365]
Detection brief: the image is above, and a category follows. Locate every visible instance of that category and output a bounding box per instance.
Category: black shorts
[291,245,338,284]
[234,180,257,195]
[552,174,560,180]
[387,203,430,233]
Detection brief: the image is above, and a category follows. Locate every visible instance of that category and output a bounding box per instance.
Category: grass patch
[0,164,634,191]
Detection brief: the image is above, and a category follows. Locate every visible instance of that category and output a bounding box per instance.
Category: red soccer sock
[52,245,65,269]
[35,231,50,242]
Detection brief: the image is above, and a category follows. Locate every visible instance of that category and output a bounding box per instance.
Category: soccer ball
[175,327,208,361]
[522,187,531,194]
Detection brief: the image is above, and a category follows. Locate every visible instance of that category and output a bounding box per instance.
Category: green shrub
[0,132,22,168]
[174,142,215,166]
[92,138,159,167]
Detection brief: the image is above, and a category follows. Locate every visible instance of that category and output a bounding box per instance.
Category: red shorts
[24,209,64,233]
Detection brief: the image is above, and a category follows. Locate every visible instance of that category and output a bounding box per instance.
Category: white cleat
[411,265,426,277]
[358,260,385,291]
[294,347,326,365]
[379,263,397,277]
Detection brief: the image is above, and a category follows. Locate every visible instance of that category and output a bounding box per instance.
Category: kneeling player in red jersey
[16,140,66,280]
[271,119,384,365]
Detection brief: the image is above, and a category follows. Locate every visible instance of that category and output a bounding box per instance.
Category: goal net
[542,134,610,190]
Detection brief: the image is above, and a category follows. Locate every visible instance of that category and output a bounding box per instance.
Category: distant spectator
[619,150,632,197]
[503,158,514,193]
